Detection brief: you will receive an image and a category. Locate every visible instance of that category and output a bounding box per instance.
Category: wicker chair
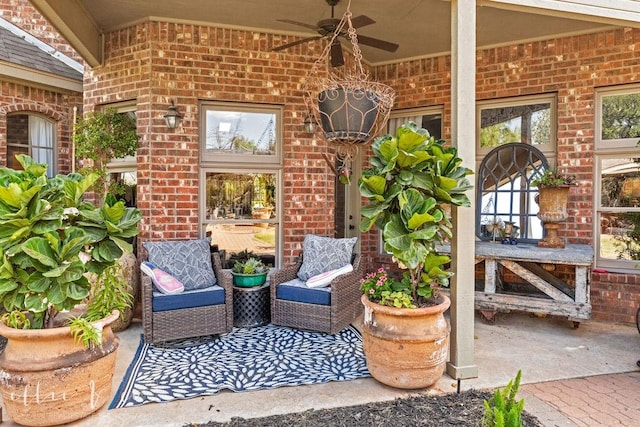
[270,253,365,334]
[141,252,233,343]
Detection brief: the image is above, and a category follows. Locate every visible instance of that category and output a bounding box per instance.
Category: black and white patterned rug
[109,324,370,408]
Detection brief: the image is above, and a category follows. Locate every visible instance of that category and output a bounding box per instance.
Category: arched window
[7,113,56,176]
[476,143,549,243]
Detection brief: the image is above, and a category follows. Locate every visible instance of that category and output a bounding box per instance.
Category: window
[477,94,556,165]
[595,85,640,271]
[200,102,280,165]
[200,102,283,268]
[387,108,443,140]
[475,95,557,242]
[7,113,56,176]
[106,104,137,207]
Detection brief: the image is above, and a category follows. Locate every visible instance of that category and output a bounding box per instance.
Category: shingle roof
[0,25,82,81]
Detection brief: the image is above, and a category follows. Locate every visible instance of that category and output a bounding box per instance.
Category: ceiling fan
[272,0,399,67]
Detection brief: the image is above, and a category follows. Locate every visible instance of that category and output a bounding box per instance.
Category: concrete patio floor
[1,311,638,426]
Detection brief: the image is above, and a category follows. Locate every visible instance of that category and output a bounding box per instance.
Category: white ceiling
[74,0,614,65]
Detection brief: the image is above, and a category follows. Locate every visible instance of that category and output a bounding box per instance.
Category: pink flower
[369,288,375,294]
[359,278,365,284]
[377,267,385,273]
[380,276,387,282]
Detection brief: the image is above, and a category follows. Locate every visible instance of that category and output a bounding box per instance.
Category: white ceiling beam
[484,0,640,28]
[29,0,103,67]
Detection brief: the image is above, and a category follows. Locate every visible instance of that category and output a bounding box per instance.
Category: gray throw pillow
[297,235,357,281]
[143,239,217,291]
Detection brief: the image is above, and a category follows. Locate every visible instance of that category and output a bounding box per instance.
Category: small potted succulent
[231,256,269,287]
[532,168,577,248]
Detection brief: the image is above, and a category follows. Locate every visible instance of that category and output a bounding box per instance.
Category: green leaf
[26,274,51,292]
[0,183,28,209]
[45,283,65,305]
[24,293,47,312]
[360,175,387,197]
[21,237,57,268]
[359,216,377,233]
[377,137,399,163]
[101,199,126,224]
[42,263,71,278]
[57,260,86,284]
[383,217,411,251]
[0,278,19,293]
[67,279,90,300]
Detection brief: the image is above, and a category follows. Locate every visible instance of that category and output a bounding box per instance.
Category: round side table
[233,283,270,328]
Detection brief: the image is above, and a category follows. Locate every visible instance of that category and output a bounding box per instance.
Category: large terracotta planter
[361,294,451,389]
[0,311,120,426]
[537,185,571,248]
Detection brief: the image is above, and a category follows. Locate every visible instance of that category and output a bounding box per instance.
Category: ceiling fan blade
[350,15,375,29]
[330,41,344,67]
[355,34,399,53]
[276,19,319,31]
[272,36,322,52]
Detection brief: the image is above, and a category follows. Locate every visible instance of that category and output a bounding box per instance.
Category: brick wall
[0,0,84,64]
[0,0,83,173]
[370,27,640,324]
[85,19,640,323]
[0,82,81,173]
[83,21,336,261]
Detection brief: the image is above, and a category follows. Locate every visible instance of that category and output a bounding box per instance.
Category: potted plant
[358,121,473,389]
[231,256,269,288]
[532,169,577,248]
[0,154,142,426]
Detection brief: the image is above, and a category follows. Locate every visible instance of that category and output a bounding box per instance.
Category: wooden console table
[442,242,593,327]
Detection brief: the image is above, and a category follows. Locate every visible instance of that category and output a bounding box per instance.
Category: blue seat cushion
[152,285,225,312]
[276,278,331,306]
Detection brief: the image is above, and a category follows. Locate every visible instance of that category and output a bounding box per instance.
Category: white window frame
[476,94,557,167]
[199,101,283,268]
[594,84,640,272]
[199,101,283,165]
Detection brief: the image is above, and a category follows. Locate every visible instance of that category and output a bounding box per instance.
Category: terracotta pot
[0,311,120,426]
[361,294,450,389]
[536,185,571,248]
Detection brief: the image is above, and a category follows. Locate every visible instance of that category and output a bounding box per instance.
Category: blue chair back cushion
[152,285,226,312]
[276,278,331,306]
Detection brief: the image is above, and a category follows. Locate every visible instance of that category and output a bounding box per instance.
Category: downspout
[71,106,77,173]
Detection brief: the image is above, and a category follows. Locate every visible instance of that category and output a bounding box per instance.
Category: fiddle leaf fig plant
[0,154,142,334]
[359,122,473,306]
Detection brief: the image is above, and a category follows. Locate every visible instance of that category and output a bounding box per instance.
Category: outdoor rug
[109,324,370,408]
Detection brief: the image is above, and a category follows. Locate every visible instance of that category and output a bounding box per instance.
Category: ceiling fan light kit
[301,0,395,153]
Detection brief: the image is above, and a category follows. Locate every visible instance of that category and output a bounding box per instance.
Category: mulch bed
[187,389,542,427]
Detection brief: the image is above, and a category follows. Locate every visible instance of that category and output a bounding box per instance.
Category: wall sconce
[303,114,316,134]
[164,101,182,129]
